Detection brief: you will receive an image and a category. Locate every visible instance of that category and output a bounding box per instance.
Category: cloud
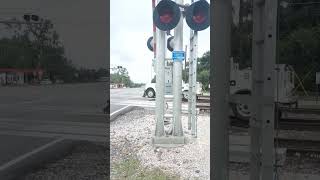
[111,29,154,83]
[111,0,210,83]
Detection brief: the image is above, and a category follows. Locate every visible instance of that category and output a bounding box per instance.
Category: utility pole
[172,0,184,137]
[212,0,232,180]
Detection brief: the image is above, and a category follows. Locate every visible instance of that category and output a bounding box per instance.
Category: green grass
[112,157,180,180]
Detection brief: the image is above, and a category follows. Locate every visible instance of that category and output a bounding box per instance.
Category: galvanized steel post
[261,0,277,179]
[250,0,265,179]
[188,29,194,130]
[172,0,184,137]
[212,0,232,179]
[250,0,278,179]
[154,0,166,137]
[191,31,198,137]
[188,0,198,137]
[152,0,157,59]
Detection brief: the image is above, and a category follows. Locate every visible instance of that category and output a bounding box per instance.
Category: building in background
[0,68,44,86]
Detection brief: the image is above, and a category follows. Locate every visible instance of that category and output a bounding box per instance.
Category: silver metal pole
[250,0,265,179]
[172,0,184,136]
[154,0,166,137]
[185,45,187,74]
[191,31,198,137]
[212,0,232,179]
[188,30,194,130]
[261,0,277,179]
[152,0,157,59]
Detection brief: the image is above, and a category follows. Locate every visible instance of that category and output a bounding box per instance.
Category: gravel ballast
[19,107,317,179]
[111,108,320,180]
[110,108,210,180]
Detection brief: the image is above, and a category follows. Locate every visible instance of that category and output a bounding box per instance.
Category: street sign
[172,51,185,62]
[316,72,320,84]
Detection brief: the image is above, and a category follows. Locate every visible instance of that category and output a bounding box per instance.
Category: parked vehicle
[229,59,297,120]
[143,81,203,100]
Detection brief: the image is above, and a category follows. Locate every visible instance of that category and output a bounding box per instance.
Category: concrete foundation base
[152,136,186,148]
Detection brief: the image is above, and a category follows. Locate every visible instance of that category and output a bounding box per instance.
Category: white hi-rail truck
[229,58,298,120]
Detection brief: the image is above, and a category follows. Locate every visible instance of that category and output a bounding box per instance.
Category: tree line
[233,0,320,91]
[182,0,320,92]
[110,66,143,88]
[0,18,108,83]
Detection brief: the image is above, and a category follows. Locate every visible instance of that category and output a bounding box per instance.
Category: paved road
[110,104,126,114]
[0,135,54,165]
[110,87,189,111]
[110,87,153,107]
[110,88,148,114]
[110,87,146,102]
[0,82,107,167]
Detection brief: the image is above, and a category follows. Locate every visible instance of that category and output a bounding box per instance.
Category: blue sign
[172,51,185,62]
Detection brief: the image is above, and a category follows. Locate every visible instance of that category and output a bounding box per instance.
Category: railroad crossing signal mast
[251,1,278,179]
[187,0,210,137]
[212,0,232,179]
[213,0,278,179]
[150,0,209,147]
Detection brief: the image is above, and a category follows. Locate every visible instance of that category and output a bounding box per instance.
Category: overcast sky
[0,0,107,70]
[0,0,211,82]
[111,0,210,83]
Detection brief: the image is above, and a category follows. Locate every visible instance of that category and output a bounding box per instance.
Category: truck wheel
[231,103,251,120]
[146,88,155,98]
[230,90,251,121]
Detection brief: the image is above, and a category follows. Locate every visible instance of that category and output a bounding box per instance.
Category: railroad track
[196,103,210,109]
[279,107,320,114]
[196,97,210,111]
[195,101,320,130]
[194,101,320,153]
[230,116,320,131]
[230,118,320,153]
[277,138,320,154]
[279,118,320,131]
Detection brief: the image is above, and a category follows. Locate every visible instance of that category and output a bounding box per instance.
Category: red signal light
[153,0,181,31]
[185,0,210,31]
[160,11,173,24]
[193,12,206,24]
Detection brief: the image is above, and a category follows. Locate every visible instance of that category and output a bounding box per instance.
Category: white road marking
[110,105,131,116]
[0,138,65,171]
